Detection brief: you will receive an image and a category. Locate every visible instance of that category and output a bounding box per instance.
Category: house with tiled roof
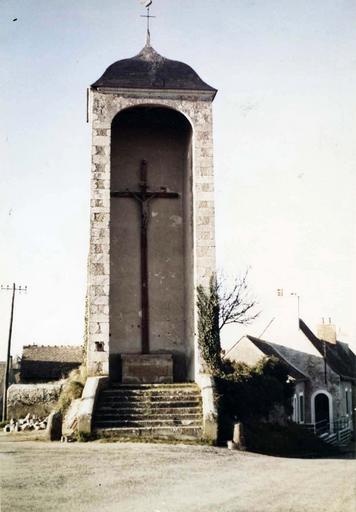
[225,319,355,443]
[20,345,83,382]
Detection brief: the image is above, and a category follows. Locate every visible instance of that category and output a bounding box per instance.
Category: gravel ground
[0,434,355,512]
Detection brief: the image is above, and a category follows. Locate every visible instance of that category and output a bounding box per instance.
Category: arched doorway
[314,392,330,424]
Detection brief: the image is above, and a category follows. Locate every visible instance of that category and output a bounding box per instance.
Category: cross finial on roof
[140,0,156,46]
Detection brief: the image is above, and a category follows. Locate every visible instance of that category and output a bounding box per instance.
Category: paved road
[0,435,355,512]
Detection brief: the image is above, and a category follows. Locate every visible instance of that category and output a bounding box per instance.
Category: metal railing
[301,416,352,446]
[333,417,351,433]
[302,419,329,436]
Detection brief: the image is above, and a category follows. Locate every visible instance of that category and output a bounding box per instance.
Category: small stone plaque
[121,354,173,384]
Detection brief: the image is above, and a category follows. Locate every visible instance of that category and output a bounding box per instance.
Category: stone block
[92,135,110,146]
[77,377,109,432]
[46,411,62,441]
[95,128,109,137]
[121,354,173,384]
[233,422,246,450]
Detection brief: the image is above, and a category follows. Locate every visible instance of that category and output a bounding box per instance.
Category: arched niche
[109,106,194,381]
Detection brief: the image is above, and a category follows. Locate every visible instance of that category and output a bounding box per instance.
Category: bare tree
[217,269,259,332]
[197,269,259,373]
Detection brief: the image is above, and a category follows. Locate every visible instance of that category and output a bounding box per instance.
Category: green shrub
[56,365,87,414]
[197,275,221,373]
[216,356,294,442]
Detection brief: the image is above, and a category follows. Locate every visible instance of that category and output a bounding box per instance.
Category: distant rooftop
[246,336,309,381]
[22,345,82,363]
[299,319,356,382]
[20,345,83,382]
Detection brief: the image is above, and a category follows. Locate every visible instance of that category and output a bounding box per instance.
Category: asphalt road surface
[0,435,355,512]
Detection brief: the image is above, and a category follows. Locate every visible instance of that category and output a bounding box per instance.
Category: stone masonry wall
[7,382,63,419]
[87,90,216,379]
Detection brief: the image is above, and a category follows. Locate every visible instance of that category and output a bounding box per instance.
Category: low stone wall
[7,382,64,419]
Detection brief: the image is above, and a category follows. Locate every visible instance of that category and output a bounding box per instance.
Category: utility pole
[1,283,27,422]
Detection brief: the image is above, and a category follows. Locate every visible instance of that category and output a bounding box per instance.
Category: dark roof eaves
[91,83,217,98]
[246,335,309,381]
[299,318,356,381]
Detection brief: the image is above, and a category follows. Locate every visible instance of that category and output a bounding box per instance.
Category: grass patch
[76,431,97,443]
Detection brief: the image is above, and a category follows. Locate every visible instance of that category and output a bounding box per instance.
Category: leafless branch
[217,269,260,331]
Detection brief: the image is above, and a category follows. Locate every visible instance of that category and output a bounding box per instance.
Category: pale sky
[1,0,355,360]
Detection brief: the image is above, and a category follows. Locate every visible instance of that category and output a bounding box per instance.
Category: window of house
[345,388,350,416]
[299,393,304,423]
[292,394,297,422]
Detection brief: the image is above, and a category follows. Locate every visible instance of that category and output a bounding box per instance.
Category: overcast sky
[1,0,355,360]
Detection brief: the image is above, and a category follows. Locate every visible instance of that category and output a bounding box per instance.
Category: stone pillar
[192,102,216,379]
[87,93,111,376]
[194,102,216,286]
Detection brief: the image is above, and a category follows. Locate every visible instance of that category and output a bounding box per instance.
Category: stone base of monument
[121,354,173,384]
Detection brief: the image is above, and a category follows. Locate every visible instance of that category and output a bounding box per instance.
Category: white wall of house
[342,381,353,430]
[291,381,306,424]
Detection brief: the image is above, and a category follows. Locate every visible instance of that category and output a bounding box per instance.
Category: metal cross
[111,160,179,354]
[140,1,156,45]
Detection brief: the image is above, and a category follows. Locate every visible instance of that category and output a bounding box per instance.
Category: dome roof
[91,44,217,96]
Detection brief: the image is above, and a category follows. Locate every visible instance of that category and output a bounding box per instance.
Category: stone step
[94,425,203,441]
[96,405,202,415]
[94,412,202,421]
[109,383,199,390]
[97,399,202,408]
[100,390,201,398]
[94,418,202,428]
[93,383,204,441]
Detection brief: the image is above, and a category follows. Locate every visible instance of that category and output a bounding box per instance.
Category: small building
[20,345,83,383]
[225,319,355,441]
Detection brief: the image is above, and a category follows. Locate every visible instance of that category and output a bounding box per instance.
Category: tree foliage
[197,271,259,374]
[197,274,221,373]
[216,356,295,442]
[197,272,294,440]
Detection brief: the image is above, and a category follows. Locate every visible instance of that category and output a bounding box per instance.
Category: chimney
[317,317,337,344]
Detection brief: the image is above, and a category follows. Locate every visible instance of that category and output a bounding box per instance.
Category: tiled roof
[246,336,309,381]
[299,319,356,381]
[22,345,82,363]
[20,345,82,382]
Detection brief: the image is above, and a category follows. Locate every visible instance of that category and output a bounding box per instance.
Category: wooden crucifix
[111,159,179,354]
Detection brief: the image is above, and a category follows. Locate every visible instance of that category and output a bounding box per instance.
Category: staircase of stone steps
[93,383,204,441]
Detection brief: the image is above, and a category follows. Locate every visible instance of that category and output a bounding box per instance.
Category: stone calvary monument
[86,42,217,383]
[80,30,218,440]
